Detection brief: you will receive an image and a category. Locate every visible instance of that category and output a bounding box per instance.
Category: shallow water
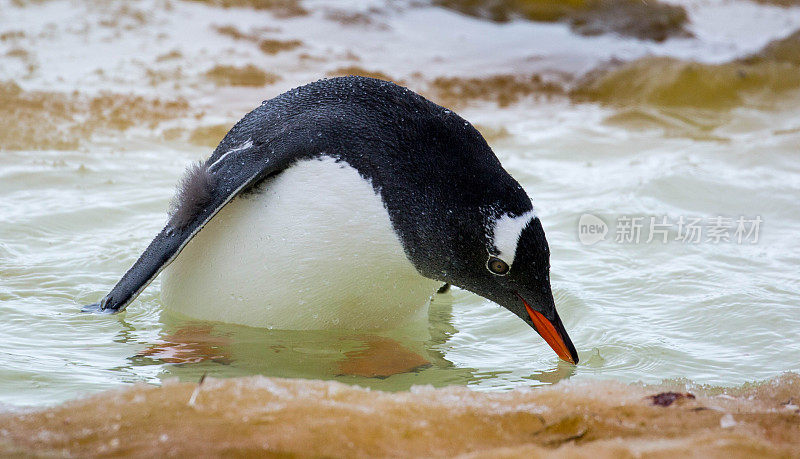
[1,0,799,409]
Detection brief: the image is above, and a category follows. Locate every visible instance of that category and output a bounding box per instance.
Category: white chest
[160,156,440,329]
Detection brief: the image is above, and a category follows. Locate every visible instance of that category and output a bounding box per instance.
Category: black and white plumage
[83,76,579,364]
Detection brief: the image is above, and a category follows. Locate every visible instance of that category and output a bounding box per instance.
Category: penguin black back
[202,76,532,279]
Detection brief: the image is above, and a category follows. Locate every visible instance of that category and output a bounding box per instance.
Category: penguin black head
[485,213,578,365]
[428,207,579,365]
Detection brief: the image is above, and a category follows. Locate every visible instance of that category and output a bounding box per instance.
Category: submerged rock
[1,373,797,457]
[433,0,690,42]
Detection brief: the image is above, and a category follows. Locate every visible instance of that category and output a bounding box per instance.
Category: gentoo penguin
[83,76,579,364]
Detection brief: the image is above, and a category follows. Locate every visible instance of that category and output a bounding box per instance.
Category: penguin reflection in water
[84,76,579,369]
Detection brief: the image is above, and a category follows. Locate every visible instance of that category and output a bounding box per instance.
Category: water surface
[0,0,799,407]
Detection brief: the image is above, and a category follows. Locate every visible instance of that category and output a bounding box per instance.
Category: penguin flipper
[82,139,299,314]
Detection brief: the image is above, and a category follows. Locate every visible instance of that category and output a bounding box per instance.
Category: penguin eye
[487,257,509,275]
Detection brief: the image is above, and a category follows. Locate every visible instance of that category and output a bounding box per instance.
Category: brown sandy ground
[0,373,797,457]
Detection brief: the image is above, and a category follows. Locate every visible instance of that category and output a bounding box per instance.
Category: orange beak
[518,295,578,364]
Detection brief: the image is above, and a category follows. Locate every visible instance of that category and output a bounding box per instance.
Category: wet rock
[203,64,280,87]
[740,29,800,66]
[569,0,690,42]
[434,0,690,41]
[258,38,302,55]
[427,73,563,108]
[211,26,303,54]
[324,8,389,29]
[156,49,183,62]
[434,0,590,23]
[213,24,254,40]
[571,27,800,109]
[750,0,800,6]
[181,0,307,17]
[0,30,25,41]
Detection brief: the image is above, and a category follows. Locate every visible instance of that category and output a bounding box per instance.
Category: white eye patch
[490,210,536,267]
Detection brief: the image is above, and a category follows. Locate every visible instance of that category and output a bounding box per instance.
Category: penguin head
[436,209,579,365]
